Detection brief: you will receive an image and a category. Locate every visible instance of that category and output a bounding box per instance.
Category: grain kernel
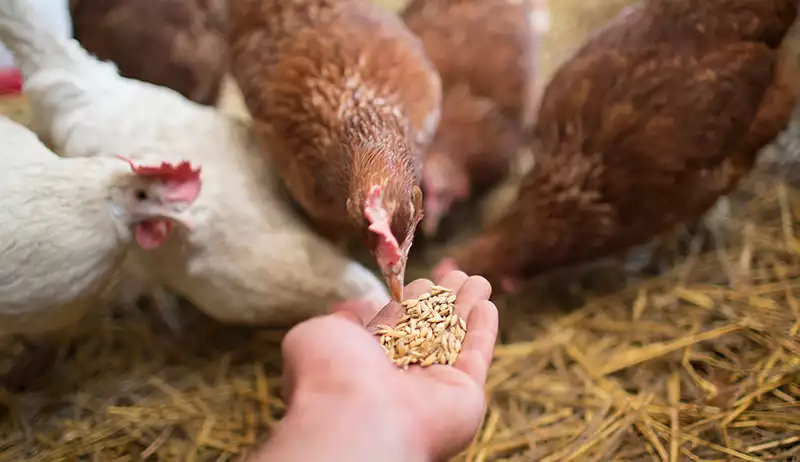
[420,354,437,367]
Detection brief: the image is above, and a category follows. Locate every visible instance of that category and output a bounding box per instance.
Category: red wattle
[134,220,172,250]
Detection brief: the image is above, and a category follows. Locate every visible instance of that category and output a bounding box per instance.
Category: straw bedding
[1,0,798,460]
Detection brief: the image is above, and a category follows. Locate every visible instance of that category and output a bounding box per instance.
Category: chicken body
[400,0,543,237]
[0,116,201,389]
[0,0,391,326]
[0,116,200,335]
[69,0,229,105]
[537,0,640,98]
[229,0,442,301]
[440,0,799,288]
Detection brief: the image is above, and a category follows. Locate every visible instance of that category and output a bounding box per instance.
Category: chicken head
[361,183,423,302]
[114,155,203,250]
[421,153,469,237]
[421,87,520,237]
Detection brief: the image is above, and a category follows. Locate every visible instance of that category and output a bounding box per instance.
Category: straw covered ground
[1,0,799,460]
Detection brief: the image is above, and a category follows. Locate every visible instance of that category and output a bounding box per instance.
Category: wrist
[253,387,433,462]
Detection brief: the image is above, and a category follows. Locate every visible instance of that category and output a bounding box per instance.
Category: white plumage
[0,0,390,328]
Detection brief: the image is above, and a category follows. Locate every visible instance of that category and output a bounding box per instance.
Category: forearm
[249,391,431,462]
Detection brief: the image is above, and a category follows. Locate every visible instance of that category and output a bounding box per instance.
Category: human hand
[277,271,498,462]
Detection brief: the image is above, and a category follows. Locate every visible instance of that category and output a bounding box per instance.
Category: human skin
[248,271,499,462]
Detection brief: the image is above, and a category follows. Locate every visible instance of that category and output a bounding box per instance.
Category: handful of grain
[375,285,467,369]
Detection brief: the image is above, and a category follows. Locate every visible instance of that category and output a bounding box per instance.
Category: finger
[366,278,433,330]
[454,300,499,385]
[404,277,435,299]
[330,299,380,325]
[328,309,365,326]
[453,275,492,323]
[435,270,469,293]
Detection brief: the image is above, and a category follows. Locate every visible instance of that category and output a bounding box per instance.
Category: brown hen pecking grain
[401,0,544,238]
[229,0,442,301]
[437,0,800,291]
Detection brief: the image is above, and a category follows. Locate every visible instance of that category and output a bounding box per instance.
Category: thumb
[281,315,357,366]
[329,309,365,325]
[280,315,357,404]
[280,314,381,399]
[330,299,383,325]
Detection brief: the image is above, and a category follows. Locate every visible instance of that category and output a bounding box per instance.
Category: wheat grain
[375,285,467,369]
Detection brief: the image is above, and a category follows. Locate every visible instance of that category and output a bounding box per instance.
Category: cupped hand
[280,271,498,461]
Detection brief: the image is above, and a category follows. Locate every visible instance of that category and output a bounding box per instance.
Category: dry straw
[376,285,467,369]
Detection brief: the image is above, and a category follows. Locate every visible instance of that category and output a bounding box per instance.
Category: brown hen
[229,0,442,301]
[400,0,544,237]
[69,0,229,105]
[436,0,800,290]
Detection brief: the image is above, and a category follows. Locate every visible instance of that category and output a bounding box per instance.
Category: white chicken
[0,0,390,329]
[0,115,201,388]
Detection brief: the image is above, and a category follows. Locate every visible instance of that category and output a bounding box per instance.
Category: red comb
[116,154,201,181]
[364,185,402,265]
[0,68,22,95]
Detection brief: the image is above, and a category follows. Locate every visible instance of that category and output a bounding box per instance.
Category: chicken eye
[135,189,149,201]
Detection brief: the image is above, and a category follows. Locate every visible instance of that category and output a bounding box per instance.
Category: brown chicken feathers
[229,0,442,301]
[69,0,229,105]
[439,0,800,290]
[400,0,541,237]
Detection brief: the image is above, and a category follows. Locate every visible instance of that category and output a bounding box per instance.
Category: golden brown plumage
[69,0,229,105]
[400,0,542,237]
[229,0,441,301]
[437,0,799,290]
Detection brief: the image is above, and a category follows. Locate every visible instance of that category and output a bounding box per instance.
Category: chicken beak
[387,274,404,303]
[154,208,195,232]
[378,259,406,303]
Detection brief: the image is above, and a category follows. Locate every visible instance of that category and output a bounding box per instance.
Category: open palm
[281,271,498,461]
